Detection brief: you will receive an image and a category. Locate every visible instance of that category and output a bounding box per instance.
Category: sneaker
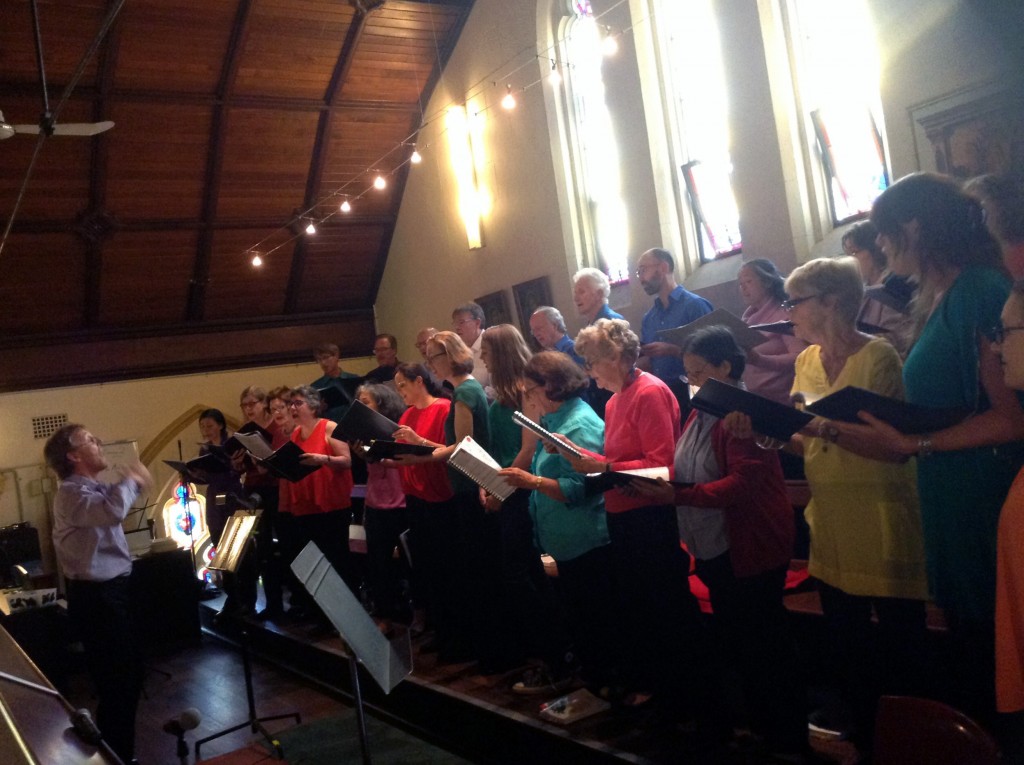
[512,666,574,696]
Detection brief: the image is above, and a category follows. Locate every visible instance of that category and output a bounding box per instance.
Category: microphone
[70,708,103,746]
[162,707,202,736]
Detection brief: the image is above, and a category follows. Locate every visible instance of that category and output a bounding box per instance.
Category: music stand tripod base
[196,511,300,760]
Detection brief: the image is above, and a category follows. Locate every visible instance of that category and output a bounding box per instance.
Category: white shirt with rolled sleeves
[52,474,140,581]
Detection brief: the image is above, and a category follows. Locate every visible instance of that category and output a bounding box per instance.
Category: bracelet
[533,476,543,489]
[604,462,611,473]
[917,435,934,459]
[755,435,785,451]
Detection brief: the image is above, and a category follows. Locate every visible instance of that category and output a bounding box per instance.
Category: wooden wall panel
[203,228,295,320]
[294,223,382,312]
[105,103,214,220]
[217,108,320,218]
[0,314,377,393]
[0,234,88,335]
[115,0,239,94]
[98,231,197,327]
[233,0,355,99]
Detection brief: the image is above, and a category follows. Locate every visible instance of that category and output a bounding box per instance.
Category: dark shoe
[511,665,575,696]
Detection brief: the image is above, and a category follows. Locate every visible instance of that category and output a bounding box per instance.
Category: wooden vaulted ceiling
[0,0,473,392]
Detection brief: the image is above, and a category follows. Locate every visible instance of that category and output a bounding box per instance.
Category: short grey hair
[531,306,566,334]
[572,268,610,300]
[785,257,864,325]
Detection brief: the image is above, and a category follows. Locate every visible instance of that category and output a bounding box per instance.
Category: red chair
[873,695,1001,765]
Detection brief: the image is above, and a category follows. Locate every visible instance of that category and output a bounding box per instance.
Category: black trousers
[817,580,928,747]
[363,505,411,621]
[696,554,807,753]
[555,544,619,685]
[67,575,143,763]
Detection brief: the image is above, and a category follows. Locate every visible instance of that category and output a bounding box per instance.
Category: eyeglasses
[287,400,308,409]
[452,317,476,328]
[993,325,1024,344]
[71,434,102,449]
[427,351,447,361]
[372,346,392,353]
[395,380,408,389]
[269,404,287,413]
[634,263,657,278]
[781,294,820,311]
[240,399,260,407]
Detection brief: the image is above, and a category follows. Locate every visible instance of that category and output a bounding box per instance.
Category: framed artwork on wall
[512,276,553,348]
[475,290,513,328]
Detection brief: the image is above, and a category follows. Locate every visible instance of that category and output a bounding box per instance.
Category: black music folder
[656,308,769,351]
[162,452,230,483]
[583,467,694,496]
[231,431,320,482]
[804,386,968,434]
[365,440,435,460]
[748,319,889,336]
[337,399,401,443]
[219,420,274,455]
[314,377,364,410]
[691,379,813,442]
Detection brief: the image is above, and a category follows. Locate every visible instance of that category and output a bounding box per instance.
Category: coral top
[282,418,352,516]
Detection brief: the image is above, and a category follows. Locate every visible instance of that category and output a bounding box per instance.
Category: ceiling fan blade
[10,121,114,136]
[52,121,115,136]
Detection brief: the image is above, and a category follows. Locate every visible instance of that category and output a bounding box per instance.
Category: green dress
[444,377,490,495]
[903,265,1018,622]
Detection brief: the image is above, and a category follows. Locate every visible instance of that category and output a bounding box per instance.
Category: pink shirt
[600,371,681,513]
[365,461,406,510]
[742,300,805,405]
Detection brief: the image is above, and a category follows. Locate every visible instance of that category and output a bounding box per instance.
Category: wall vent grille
[32,414,68,440]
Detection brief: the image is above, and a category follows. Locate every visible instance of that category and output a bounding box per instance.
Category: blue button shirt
[554,333,585,367]
[592,303,624,323]
[641,285,713,382]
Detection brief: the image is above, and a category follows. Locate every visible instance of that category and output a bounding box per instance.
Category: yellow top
[795,337,928,600]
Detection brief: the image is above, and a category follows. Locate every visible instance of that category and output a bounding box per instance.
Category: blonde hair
[575,318,641,366]
[427,330,474,375]
[785,257,863,325]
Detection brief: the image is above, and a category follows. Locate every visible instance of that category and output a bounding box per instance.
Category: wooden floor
[62,631,344,764]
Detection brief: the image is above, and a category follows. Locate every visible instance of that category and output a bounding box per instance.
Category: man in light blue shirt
[46,424,152,764]
[529,306,585,367]
[636,247,713,383]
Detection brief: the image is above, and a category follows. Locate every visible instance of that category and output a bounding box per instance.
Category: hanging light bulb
[410,149,422,164]
[250,252,263,267]
[305,221,317,235]
[501,84,516,110]
[374,175,387,190]
[548,61,561,86]
[340,199,352,213]
[601,32,619,57]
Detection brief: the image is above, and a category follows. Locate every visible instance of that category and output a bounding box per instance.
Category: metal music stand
[194,511,301,761]
[291,541,413,765]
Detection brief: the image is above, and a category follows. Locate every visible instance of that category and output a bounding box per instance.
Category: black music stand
[291,541,413,765]
[194,511,301,760]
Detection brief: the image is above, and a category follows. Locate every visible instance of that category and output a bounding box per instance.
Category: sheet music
[231,430,275,460]
[511,410,584,459]
[448,436,516,501]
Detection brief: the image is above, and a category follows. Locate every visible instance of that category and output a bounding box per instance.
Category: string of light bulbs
[244,0,642,268]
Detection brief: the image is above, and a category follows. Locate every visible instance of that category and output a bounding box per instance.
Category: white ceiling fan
[0,109,114,141]
[0,0,126,255]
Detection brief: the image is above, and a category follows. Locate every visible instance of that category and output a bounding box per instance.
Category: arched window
[657,0,741,261]
[558,1,630,283]
[785,0,888,224]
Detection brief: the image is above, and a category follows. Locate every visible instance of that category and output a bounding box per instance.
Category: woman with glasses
[497,350,615,695]
[842,220,913,357]
[632,326,804,759]
[562,319,713,720]
[732,256,928,756]
[413,331,490,664]
[842,173,1024,723]
[737,258,806,406]
[993,282,1024,749]
[278,385,357,626]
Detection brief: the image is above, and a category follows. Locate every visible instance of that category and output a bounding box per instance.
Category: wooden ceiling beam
[186,0,253,322]
[81,0,124,328]
[285,7,372,314]
[11,214,395,234]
